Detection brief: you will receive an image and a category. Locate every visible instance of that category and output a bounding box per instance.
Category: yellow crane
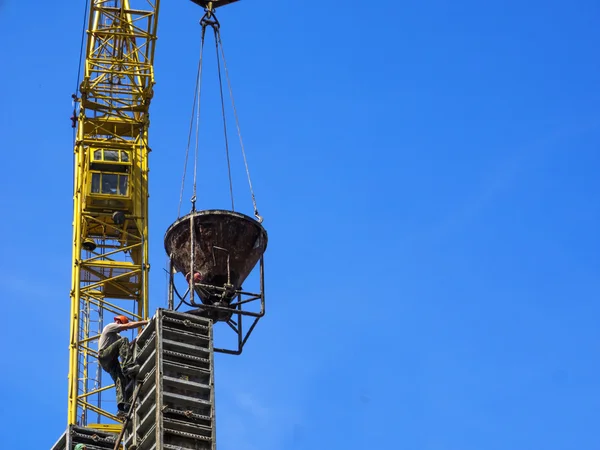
[67,0,159,428]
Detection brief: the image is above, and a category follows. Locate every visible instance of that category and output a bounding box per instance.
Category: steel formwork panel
[125,309,216,450]
[50,425,117,450]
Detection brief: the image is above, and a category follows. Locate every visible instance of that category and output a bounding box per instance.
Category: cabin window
[91,172,129,196]
[92,149,130,163]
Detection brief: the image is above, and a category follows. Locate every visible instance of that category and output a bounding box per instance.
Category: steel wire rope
[216,33,263,222]
[73,0,89,96]
[213,26,235,211]
[178,26,207,217]
[72,0,90,140]
[71,0,90,225]
[192,45,203,213]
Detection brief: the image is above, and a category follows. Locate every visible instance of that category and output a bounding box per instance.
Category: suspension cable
[178,26,207,217]
[178,8,263,222]
[217,34,262,222]
[214,25,235,211]
[73,0,89,96]
[71,0,90,144]
[192,39,203,212]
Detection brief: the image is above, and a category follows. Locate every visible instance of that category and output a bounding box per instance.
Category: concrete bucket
[164,209,268,318]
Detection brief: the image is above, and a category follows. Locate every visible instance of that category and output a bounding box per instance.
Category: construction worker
[98,315,148,418]
[74,444,87,450]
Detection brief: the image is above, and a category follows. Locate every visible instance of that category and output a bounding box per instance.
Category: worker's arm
[118,320,149,331]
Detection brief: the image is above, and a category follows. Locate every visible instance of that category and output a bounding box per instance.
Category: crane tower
[52,0,268,448]
[65,0,159,427]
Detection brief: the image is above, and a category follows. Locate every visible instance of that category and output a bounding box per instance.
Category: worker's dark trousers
[98,337,133,411]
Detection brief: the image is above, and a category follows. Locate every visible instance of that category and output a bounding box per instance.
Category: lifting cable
[217,33,262,223]
[213,18,236,212]
[177,8,262,223]
[178,24,206,217]
[71,0,90,136]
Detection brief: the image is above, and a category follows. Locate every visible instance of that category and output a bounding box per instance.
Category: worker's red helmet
[114,315,129,324]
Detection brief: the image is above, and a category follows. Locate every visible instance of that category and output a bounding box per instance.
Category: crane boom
[67,0,160,427]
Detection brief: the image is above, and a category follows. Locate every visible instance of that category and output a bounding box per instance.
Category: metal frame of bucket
[164,209,267,355]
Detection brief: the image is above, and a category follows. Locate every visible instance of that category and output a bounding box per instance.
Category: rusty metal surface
[164,209,268,297]
[190,0,240,9]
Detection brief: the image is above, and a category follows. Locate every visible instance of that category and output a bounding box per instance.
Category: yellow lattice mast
[67,0,160,427]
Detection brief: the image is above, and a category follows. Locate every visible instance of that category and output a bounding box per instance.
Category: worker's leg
[117,336,133,368]
[117,337,140,377]
[98,336,134,369]
[98,356,128,412]
[99,341,130,412]
[100,337,127,363]
[108,363,128,410]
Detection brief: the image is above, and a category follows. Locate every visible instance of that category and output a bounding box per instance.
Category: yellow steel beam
[78,399,121,422]
[84,242,142,263]
[78,383,115,399]
[79,333,101,345]
[88,424,124,434]
[86,296,144,321]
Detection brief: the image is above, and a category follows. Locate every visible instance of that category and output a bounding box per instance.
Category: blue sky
[1,0,600,448]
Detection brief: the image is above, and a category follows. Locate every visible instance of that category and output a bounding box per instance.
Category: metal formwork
[124,309,216,450]
[50,425,117,450]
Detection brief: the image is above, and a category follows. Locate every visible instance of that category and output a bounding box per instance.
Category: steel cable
[217,33,262,222]
[178,27,207,217]
[214,26,235,211]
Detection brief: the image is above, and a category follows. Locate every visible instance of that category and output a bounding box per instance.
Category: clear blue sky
[1,0,599,448]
